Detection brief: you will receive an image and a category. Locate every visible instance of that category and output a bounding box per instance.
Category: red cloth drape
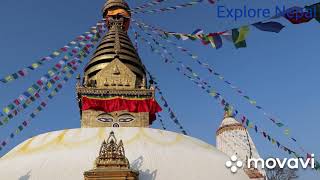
[82,97,162,123]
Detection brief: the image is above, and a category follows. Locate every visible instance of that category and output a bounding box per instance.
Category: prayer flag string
[0,28,105,151]
[0,32,101,127]
[137,31,318,166]
[134,20,290,133]
[0,62,78,151]
[136,2,320,49]
[157,114,167,130]
[146,71,188,135]
[0,21,106,84]
[133,20,315,158]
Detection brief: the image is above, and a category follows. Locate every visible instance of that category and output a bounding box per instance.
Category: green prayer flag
[18,125,23,131]
[232,29,247,48]
[173,34,181,40]
[207,36,216,48]
[276,123,284,127]
[32,84,40,90]
[244,96,250,100]
[8,104,15,110]
[3,117,9,124]
[315,161,320,170]
[52,67,58,72]
[186,35,197,41]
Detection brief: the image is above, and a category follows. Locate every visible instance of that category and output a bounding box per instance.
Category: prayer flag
[253,22,285,33]
[235,26,250,44]
[232,29,247,48]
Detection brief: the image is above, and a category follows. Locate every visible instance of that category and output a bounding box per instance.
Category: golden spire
[77,0,160,129]
[83,0,146,89]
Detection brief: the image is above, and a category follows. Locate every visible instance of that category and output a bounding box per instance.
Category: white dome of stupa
[220,117,240,127]
[0,127,250,180]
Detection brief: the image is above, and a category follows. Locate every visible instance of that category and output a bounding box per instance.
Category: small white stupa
[216,111,266,179]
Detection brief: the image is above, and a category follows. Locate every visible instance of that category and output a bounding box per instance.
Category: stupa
[0,1,251,179]
[216,111,266,179]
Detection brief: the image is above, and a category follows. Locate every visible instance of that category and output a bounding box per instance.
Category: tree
[266,165,299,180]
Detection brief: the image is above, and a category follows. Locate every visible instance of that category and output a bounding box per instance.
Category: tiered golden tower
[84,131,139,180]
[77,0,161,128]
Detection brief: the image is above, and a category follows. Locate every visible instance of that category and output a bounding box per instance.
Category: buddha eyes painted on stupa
[96,113,135,126]
[118,113,135,122]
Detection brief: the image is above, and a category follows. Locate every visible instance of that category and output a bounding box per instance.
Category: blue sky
[0,0,320,179]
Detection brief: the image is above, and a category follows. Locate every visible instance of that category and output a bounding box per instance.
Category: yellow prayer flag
[48,70,55,77]
[27,87,34,94]
[47,82,52,88]
[236,26,250,44]
[51,91,57,96]
[67,73,72,78]
[32,63,39,69]
[208,36,216,48]
[248,123,253,129]
[5,75,13,82]
[52,51,60,56]
[3,107,10,114]
[249,100,257,105]
[210,90,217,96]
[284,129,290,135]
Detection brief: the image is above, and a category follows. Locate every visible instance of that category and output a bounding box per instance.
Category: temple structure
[84,131,139,180]
[216,112,266,179]
[77,0,160,128]
[0,0,256,180]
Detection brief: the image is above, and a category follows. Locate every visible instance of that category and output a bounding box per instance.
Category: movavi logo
[248,154,316,170]
[226,154,316,174]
